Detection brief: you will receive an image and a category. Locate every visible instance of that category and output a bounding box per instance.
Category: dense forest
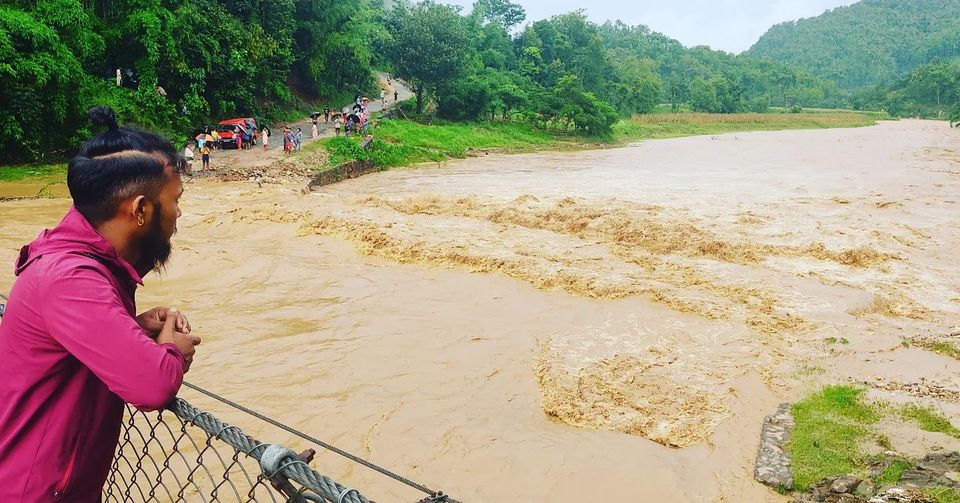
[1,0,382,161]
[748,0,960,118]
[1,0,958,163]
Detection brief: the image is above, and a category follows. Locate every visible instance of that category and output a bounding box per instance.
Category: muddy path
[200,73,414,177]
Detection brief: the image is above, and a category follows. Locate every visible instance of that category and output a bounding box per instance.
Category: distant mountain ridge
[746,0,960,90]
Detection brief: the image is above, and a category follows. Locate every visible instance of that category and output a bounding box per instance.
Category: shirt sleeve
[41,262,185,411]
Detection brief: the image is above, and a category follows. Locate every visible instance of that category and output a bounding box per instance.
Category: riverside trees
[0,0,379,163]
[4,0,956,162]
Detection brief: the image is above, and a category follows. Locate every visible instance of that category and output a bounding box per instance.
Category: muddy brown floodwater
[2,119,959,501]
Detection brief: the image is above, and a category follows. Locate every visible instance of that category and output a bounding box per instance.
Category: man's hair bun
[88,105,119,131]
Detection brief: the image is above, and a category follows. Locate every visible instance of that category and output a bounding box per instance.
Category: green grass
[900,404,960,439]
[875,459,914,484]
[790,386,960,494]
[925,487,960,503]
[789,386,881,491]
[0,164,67,182]
[315,109,884,173]
[613,111,886,142]
[911,339,960,360]
[314,119,567,170]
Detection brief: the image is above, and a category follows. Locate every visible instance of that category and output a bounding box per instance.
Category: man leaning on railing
[0,106,201,502]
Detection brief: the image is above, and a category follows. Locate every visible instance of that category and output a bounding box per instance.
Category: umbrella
[195,133,214,142]
[310,112,321,119]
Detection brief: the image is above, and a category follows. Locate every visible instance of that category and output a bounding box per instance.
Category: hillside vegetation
[747,0,960,119]
[748,0,960,91]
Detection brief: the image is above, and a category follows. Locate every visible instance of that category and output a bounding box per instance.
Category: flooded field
[2,120,959,501]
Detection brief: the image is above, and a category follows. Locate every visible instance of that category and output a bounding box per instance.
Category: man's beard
[136,203,173,274]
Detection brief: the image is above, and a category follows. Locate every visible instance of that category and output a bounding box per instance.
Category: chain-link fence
[102,399,370,503]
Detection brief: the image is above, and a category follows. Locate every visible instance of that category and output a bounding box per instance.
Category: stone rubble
[755,403,795,489]
[865,377,960,403]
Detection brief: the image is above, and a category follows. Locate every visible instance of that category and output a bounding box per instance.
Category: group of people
[178,83,404,172]
[333,94,374,138]
[282,126,303,153]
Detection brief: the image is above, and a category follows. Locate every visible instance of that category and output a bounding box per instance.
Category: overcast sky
[446,0,860,53]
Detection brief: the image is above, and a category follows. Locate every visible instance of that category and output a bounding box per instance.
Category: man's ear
[131,195,148,227]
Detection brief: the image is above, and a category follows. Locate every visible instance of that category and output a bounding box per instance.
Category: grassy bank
[0,164,69,199]
[1,110,888,188]
[317,109,887,171]
[315,119,570,169]
[613,110,888,141]
[790,385,960,502]
[0,164,66,182]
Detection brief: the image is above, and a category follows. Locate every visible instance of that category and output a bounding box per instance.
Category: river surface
[1,120,959,502]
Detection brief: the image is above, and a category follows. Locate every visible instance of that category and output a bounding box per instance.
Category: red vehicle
[216,119,248,149]
[217,118,261,149]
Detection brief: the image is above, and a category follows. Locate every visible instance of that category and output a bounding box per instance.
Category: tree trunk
[415,88,423,114]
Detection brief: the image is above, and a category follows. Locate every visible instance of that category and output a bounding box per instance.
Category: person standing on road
[0,105,199,502]
[334,116,342,136]
[295,128,303,151]
[261,126,270,151]
[380,89,385,108]
[183,143,194,175]
[311,122,319,139]
[201,142,210,171]
[283,127,293,154]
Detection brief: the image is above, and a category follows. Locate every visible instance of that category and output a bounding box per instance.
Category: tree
[471,0,525,30]
[665,77,688,112]
[550,75,618,135]
[908,61,958,111]
[387,1,473,114]
[0,6,85,161]
[609,53,661,115]
[951,93,960,126]
[689,78,720,113]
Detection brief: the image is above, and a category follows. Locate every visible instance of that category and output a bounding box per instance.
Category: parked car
[216,119,248,149]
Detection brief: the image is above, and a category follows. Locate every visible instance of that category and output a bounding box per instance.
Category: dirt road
[200,73,414,175]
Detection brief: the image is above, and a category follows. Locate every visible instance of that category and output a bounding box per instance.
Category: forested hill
[746,0,960,91]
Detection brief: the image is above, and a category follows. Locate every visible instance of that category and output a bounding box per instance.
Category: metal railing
[102,399,370,503]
